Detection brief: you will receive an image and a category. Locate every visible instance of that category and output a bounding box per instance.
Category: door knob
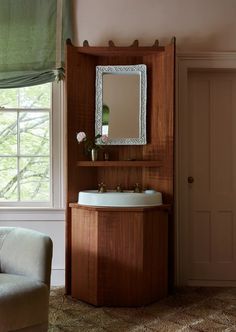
[188,176,194,184]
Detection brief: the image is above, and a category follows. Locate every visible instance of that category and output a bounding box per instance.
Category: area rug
[49,287,236,331]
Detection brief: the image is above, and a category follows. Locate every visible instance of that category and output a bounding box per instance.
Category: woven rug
[49,287,236,331]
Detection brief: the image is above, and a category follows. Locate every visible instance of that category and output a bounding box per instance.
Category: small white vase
[91,148,98,161]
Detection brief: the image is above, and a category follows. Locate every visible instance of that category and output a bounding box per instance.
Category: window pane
[0,82,52,205]
[19,83,51,109]
[0,89,18,108]
[0,157,17,201]
[0,84,51,109]
[19,112,50,155]
[0,112,17,155]
[19,157,50,201]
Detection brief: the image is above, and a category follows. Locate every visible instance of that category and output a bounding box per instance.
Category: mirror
[95,64,147,145]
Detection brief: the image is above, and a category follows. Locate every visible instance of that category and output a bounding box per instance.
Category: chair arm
[0,227,53,288]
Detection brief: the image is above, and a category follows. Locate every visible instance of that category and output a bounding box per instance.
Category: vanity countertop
[69,202,171,212]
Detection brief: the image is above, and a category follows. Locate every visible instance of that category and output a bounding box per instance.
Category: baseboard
[51,269,65,286]
[188,279,236,287]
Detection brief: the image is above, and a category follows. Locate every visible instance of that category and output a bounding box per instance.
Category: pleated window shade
[0,0,72,88]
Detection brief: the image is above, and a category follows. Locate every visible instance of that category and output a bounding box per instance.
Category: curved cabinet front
[70,204,169,306]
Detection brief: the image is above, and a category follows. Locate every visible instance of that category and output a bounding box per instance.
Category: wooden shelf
[76,160,162,167]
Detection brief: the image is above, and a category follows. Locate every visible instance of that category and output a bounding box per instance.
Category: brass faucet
[98,182,107,193]
[134,183,142,193]
[116,184,123,192]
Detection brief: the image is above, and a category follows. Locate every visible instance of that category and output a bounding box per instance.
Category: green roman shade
[0,0,72,88]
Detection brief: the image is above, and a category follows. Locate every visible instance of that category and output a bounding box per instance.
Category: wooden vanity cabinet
[65,39,175,304]
[70,204,169,306]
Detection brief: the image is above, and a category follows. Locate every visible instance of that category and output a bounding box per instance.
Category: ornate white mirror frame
[95,64,147,145]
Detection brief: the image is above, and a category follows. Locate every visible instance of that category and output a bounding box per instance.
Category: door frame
[176,52,236,286]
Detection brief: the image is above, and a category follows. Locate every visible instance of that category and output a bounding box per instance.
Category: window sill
[0,207,65,221]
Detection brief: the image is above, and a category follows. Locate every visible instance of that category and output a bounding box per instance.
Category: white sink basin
[78,190,162,207]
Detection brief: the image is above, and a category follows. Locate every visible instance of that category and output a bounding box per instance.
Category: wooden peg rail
[80,38,176,48]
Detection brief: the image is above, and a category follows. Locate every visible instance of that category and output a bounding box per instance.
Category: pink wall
[72,0,236,52]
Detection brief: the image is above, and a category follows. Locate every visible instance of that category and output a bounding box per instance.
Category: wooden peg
[83,40,90,47]
[152,40,159,47]
[130,40,139,47]
[66,38,72,45]
[108,40,115,47]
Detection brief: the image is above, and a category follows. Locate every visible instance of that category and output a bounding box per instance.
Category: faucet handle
[116,184,123,192]
[98,182,107,193]
[134,183,142,193]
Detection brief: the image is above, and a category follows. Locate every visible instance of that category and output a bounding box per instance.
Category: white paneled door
[184,70,236,284]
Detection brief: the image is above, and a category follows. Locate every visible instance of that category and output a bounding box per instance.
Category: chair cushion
[0,274,49,332]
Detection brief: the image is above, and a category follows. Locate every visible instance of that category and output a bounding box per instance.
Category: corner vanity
[70,203,169,306]
[65,39,175,306]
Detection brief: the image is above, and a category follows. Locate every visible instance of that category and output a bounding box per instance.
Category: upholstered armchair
[0,227,53,332]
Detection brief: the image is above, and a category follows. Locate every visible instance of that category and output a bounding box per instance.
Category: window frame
[0,82,64,210]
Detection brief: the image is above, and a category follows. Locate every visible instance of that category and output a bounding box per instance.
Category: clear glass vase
[91,148,98,161]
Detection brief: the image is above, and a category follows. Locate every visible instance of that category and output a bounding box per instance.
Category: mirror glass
[95,65,147,145]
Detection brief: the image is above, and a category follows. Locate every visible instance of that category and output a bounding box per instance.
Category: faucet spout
[134,183,142,193]
[116,184,123,192]
[98,182,107,193]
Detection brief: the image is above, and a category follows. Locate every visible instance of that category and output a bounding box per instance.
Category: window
[0,83,63,208]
